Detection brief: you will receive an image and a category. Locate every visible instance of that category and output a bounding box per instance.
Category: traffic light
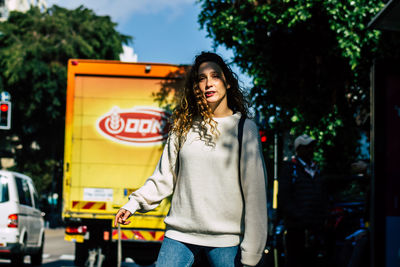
[259,130,267,143]
[0,101,11,130]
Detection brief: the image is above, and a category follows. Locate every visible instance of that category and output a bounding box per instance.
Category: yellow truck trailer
[62,59,186,266]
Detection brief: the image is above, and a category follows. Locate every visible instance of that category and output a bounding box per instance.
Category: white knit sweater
[122,113,268,266]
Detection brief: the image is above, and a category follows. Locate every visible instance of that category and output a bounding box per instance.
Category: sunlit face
[197,61,230,109]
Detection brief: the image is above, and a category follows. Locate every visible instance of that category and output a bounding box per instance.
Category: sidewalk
[45,227,65,237]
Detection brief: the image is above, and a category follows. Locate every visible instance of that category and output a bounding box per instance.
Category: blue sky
[46,0,252,88]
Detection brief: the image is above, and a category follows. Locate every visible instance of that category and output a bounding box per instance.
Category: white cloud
[119,45,138,62]
[46,0,194,24]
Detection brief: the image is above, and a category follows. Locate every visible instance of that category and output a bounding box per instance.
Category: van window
[0,176,9,203]
[29,181,40,209]
[15,177,33,207]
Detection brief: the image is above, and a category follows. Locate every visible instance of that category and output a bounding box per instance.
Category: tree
[0,5,131,194]
[197,0,386,173]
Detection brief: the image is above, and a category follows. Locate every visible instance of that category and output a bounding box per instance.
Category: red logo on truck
[97,107,170,146]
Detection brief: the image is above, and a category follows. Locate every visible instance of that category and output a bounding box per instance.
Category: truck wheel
[31,235,44,266]
[74,242,88,267]
[103,244,118,267]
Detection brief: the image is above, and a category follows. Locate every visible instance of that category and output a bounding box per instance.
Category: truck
[62,59,186,266]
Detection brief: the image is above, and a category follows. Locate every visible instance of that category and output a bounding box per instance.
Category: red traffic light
[259,130,267,143]
[0,104,8,112]
[0,101,11,130]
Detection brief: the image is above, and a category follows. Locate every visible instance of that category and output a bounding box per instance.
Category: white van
[0,170,45,265]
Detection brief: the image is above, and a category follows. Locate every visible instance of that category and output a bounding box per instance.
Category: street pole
[273,132,279,267]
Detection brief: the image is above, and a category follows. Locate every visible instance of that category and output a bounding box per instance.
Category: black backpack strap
[290,157,299,184]
[238,115,246,203]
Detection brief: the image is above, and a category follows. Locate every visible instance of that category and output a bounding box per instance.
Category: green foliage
[13,159,60,194]
[0,6,131,194]
[197,0,387,173]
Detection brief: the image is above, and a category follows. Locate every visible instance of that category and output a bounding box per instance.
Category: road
[0,228,155,267]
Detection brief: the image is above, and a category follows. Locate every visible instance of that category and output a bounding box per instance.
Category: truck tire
[74,242,88,267]
[103,244,118,267]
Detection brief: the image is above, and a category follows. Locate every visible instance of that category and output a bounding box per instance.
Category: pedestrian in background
[278,134,329,267]
[115,52,268,267]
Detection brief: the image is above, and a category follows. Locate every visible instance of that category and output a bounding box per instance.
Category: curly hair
[170,52,249,146]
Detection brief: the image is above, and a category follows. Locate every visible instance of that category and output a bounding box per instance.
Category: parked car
[0,170,45,265]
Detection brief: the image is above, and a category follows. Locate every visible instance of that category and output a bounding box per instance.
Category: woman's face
[197,61,230,109]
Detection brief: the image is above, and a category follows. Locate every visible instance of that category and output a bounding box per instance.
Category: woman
[115,52,268,267]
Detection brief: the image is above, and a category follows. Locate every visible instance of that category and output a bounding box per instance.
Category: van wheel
[11,254,24,266]
[12,235,26,265]
[31,235,44,266]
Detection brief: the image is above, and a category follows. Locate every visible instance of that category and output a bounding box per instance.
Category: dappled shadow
[152,66,190,115]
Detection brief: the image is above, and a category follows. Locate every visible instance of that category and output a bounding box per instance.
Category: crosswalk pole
[117,224,122,267]
[273,132,279,267]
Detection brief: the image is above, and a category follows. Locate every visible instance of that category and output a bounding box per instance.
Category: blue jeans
[156,237,241,267]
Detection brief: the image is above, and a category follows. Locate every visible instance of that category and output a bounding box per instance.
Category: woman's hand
[114,208,132,227]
